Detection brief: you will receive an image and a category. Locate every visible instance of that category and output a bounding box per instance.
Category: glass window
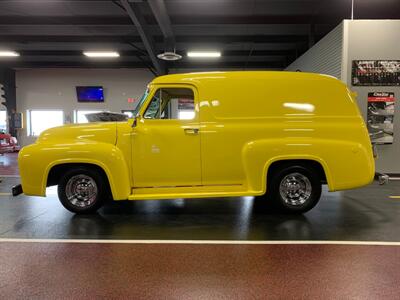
[29,110,63,136]
[144,89,161,119]
[0,110,6,132]
[144,88,195,120]
[133,87,150,116]
[74,110,103,123]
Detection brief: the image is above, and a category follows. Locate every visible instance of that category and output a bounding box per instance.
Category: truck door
[131,85,202,188]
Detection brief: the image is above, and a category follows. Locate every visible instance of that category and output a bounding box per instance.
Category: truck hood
[36,122,117,145]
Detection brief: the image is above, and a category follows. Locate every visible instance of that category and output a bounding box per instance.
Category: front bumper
[12,184,23,196]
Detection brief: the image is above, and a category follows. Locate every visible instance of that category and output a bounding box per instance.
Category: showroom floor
[1,153,399,298]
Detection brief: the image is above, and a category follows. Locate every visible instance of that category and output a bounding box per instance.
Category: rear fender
[242,138,373,193]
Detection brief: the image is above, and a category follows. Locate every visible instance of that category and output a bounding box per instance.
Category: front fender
[18,141,131,200]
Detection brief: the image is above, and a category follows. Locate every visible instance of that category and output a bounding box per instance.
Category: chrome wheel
[279,172,312,206]
[65,174,98,208]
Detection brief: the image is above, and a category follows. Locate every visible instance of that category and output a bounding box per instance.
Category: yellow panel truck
[14,71,375,214]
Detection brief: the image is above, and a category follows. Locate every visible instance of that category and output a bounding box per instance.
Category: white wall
[345,20,400,173]
[16,68,154,145]
[285,20,400,173]
[286,22,344,80]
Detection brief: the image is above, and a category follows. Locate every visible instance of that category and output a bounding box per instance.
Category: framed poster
[352,60,400,86]
[367,92,395,144]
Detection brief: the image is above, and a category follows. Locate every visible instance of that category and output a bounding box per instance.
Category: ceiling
[0,0,399,74]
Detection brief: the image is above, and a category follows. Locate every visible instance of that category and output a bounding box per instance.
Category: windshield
[133,87,150,116]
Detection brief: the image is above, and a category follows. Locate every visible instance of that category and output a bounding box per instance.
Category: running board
[128,185,260,200]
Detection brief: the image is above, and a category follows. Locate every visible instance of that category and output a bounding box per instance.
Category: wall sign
[352,60,400,86]
[367,92,395,144]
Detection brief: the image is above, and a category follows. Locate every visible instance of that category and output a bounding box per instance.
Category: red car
[0,132,20,154]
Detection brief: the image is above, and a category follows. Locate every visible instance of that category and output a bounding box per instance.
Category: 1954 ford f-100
[14,71,375,214]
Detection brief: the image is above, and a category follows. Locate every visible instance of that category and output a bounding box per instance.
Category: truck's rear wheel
[58,167,107,214]
[268,165,321,213]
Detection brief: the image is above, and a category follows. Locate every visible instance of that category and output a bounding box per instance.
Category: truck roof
[152,71,340,85]
[151,71,356,118]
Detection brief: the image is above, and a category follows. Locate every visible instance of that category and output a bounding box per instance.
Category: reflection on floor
[0,152,19,176]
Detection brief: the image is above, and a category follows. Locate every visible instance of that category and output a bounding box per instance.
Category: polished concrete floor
[0,168,400,241]
[1,153,400,299]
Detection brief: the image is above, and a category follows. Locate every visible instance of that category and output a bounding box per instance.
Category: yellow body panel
[131,84,202,187]
[19,122,131,200]
[18,71,375,201]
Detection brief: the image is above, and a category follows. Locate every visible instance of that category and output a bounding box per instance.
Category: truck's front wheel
[268,165,322,213]
[58,167,106,214]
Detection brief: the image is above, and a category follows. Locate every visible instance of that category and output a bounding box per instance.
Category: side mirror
[132,114,141,128]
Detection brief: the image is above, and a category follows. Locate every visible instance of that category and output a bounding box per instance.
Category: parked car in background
[15,71,375,214]
[0,131,20,154]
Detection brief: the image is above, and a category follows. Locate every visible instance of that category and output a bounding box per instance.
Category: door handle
[184,128,199,135]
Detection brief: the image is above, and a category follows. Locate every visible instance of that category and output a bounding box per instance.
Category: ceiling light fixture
[0,51,20,57]
[187,51,221,58]
[157,51,182,61]
[83,51,120,58]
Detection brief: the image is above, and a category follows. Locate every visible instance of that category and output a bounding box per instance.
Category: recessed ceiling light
[187,51,221,58]
[83,51,120,58]
[0,51,20,57]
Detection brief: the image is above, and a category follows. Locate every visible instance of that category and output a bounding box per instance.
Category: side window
[144,89,161,119]
[143,88,195,120]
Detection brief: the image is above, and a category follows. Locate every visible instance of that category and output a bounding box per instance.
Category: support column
[0,68,17,136]
[308,23,316,48]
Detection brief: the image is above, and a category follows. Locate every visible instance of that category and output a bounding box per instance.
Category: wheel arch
[47,162,110,188]
[44,159,130,200]
[267,159,327,183]
[263,157,332,193]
